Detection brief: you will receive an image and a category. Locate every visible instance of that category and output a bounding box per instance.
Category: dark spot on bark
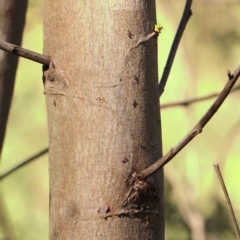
[141,145,147,150]
[98,204,111,218]
[141,143,154,153]
[53,100,56,107]
[128,30,134,39]
[119,79,122,82]
[122,158,129,163]
[133,100,138,108]
[134,75,139,84]
[106,206,110,213]
[66,201,79,219]
[53,228,59,237]
[4,4,16,19]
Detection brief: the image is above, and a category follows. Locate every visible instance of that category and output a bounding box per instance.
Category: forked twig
[161,85,240,109]
[0,148,48,180]
[159,0,192,97]
[138,66,240,179]
[213,163,240,240]
[0,40,51,65]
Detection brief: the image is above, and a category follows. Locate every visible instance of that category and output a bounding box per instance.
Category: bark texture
[44,1,163,239]
[0,0,27,155]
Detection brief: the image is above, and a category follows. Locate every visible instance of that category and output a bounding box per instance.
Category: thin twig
[0,148,48,180]
[213,163,240,240]
[161,85,240,109]
[0,40,51,65]
[159,0,192,97]
[138,66,240,179]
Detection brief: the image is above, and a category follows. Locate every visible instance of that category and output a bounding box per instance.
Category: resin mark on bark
[121,172,159,212]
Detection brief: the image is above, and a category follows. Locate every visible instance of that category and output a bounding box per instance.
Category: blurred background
[1,0,240,239]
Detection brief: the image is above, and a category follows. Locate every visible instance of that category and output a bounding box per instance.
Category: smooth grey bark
[44,1,164,239]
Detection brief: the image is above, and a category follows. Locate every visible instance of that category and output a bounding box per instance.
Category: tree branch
[0,2,28,238]
[0,40,51,65]
[214,163,240,240]
[0,148,48,180]
[160,85,240,109]
[138,66,240,179]
[159,0,192,97]
[0,1,29,158]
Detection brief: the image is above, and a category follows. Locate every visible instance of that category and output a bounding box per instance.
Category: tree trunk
[43,1,164,239]
[0,2,27,239]
[0,0,27,155]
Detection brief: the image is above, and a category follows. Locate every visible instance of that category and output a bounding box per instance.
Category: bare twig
[213,163,240,239]
[159,0,192,97]
[138,66,240,179]
[0,148,48,180]
[0,40,51,65]
[161,85,240,109]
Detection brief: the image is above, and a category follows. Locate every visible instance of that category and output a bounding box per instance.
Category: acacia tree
[0,0,240,239]
[43,1,165,239]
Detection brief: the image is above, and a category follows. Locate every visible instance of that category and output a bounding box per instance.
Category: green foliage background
[1,0,240,239]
